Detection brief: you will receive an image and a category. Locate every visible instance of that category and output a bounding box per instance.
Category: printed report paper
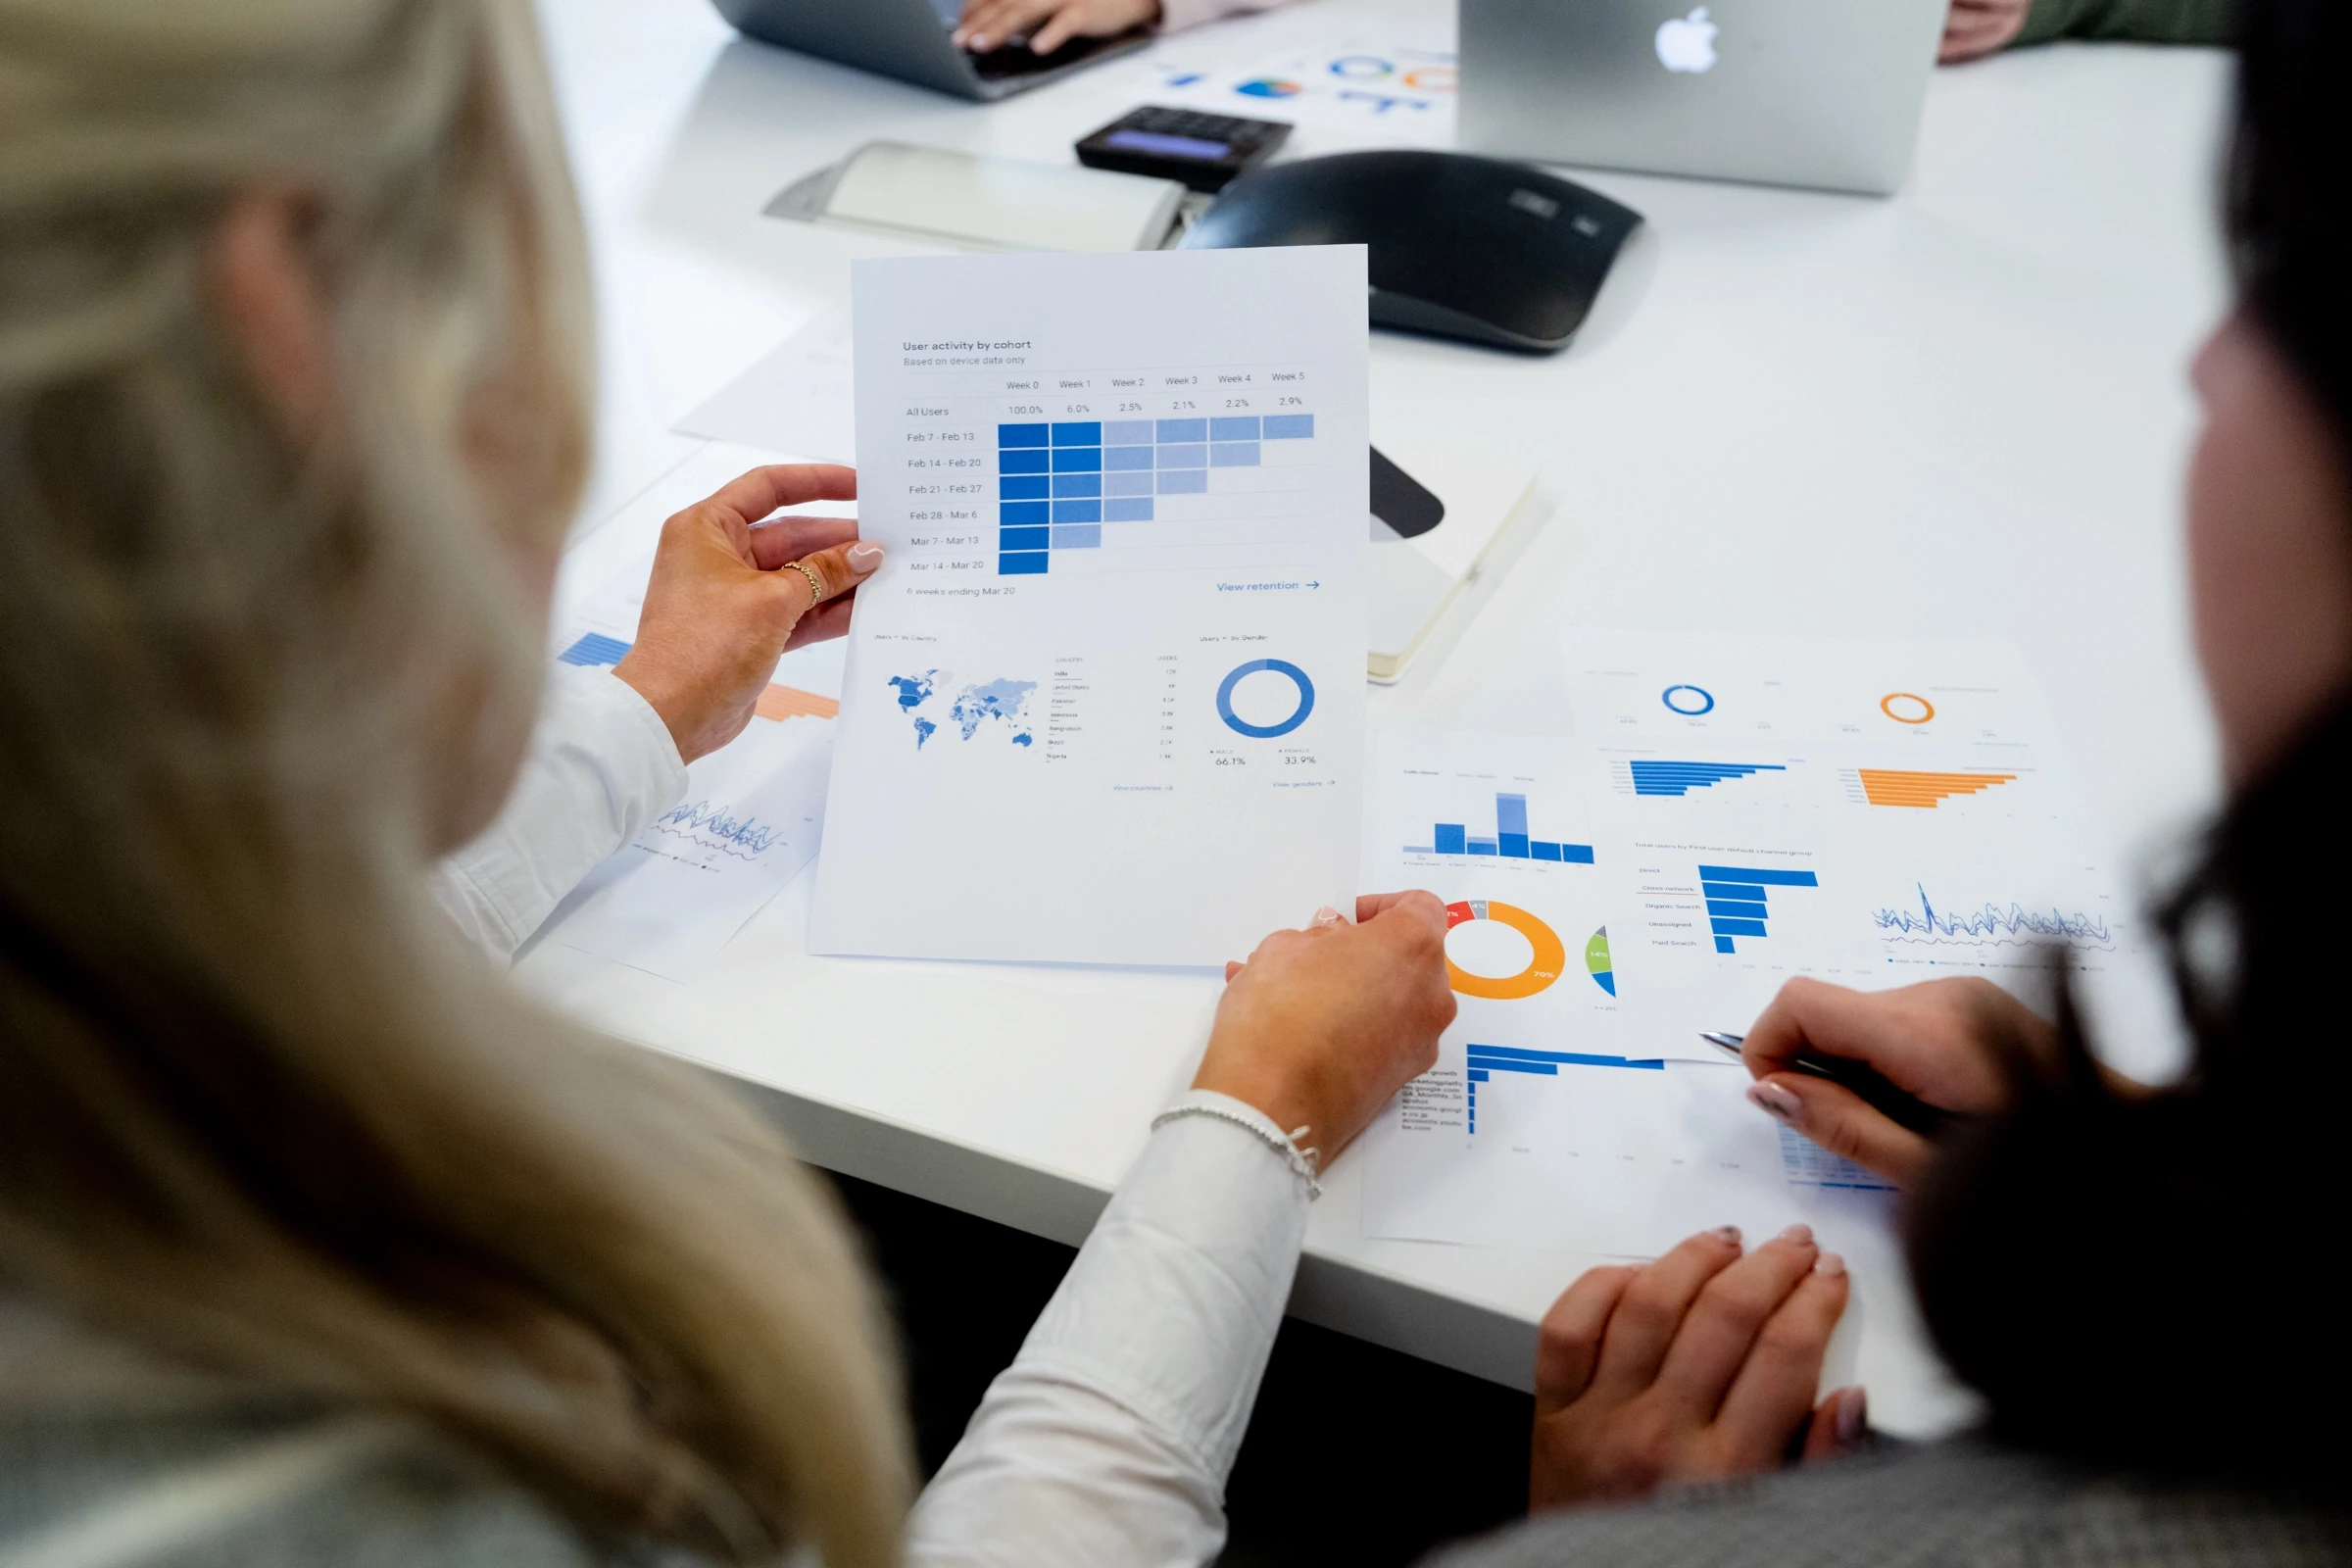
[1353,729,1886,1261]
[1560,629,2154,1072]
[1361,633,2155,1260]
[810,248,1369,965]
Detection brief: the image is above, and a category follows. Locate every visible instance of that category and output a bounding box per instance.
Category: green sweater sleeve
[2015,0,2234,46]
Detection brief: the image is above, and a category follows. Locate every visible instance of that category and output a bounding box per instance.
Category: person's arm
[951,0,1295,56]
[433,667,687,961]
[1154,0,1295,33]
[1941,0,2230,61]
[435,464,880,962]
[904,1096,1310,1567]
[2013,0,2234,45]
[906,894,1457,1568]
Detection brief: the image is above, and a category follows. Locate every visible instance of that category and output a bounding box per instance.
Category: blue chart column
[1496,793,1531,858]
[1047,420,1102,558]
[1102,419,1155,523]
[998,421,1050,575]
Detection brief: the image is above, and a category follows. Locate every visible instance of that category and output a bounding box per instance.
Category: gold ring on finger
[790,561,824,610]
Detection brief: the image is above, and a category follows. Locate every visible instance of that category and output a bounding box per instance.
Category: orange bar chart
[1853,769,2016,808]
[755,684,840,723]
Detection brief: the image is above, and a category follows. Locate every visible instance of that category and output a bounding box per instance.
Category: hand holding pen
[1709,977,2047,1189]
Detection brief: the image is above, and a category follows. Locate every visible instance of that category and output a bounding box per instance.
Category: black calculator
[1074,106,1292,193]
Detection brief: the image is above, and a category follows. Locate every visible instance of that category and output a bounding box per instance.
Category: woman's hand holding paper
[614,464,881,763]
[1194,892,1457,1168]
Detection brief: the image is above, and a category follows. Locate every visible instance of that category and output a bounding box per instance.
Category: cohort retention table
[997,413,1320,574]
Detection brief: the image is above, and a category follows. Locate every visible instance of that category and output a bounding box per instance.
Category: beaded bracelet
[1150,1094,1323,1200]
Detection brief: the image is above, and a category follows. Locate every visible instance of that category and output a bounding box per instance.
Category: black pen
[1700,1031,1956,1137]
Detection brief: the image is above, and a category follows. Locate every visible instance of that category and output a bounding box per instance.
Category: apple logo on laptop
[1654,6,1718,72]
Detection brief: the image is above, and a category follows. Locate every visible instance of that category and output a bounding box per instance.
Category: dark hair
[2229,0,2351,437]
[1906,0,2351,1490]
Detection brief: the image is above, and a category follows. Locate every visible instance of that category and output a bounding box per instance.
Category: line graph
[650,800,785,859]
[1872,884,2112,947]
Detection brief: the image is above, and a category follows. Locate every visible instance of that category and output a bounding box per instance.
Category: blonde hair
[0,2,910,1563]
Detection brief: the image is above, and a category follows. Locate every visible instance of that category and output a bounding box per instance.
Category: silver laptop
[711,0,1150,102]
[1457,0,1945,195]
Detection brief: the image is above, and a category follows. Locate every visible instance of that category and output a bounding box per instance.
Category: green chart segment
[1585,927,1615,996]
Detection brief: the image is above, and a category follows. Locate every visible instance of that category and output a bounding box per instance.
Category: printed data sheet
[810,248,1370,964]
[1362,634,2161,1259]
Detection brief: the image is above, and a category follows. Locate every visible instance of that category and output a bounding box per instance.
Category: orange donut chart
[1444,899,1566,1001]
[1880,691,1936,725]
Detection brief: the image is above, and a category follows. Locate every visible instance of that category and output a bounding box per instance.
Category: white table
[521,0,2232,1435]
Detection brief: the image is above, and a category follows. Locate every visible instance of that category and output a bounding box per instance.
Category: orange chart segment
[1855,769,2016,808]
[1444,900,1566,1000]
[756,684,841,722]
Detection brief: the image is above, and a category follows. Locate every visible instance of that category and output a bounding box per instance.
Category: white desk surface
[520,0,2232,1435]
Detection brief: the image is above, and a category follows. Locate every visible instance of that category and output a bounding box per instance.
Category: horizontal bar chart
[1852,768,2018,808]
[1695,863,1819,954]
[1462,1044,1666,1136]
[754,685,841,722]
[1628,760,1788,797]
[557,631,630,667]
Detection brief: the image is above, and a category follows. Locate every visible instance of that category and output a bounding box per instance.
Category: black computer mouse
[1180,150,1642,353]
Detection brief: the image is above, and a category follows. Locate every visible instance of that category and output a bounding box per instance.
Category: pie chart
[1586,927,1616,996]
[1443,899,1565,1000]
[1216,659,1315,739]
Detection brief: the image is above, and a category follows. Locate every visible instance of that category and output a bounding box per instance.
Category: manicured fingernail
[1836,1387,1868,1446]
[1709,1225,1740,1246]
[1778,1223,1813,1245]
[1311,905,1345,926]
[847,541,884,571]
[1748,1080,1802,1125]
[1814,1251,1846,1278]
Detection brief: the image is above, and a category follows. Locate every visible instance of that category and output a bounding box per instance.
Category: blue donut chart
[1217,659,1316,739]
[1661,683,1715,716]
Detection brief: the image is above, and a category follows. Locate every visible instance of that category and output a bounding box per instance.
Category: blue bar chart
[1406,790,1594,862]
[1627,760,1787,797]
[558,631,631,667]
[1463,1044,1664,1135]
[998,414,1317,575]
[1697,863,1819,953]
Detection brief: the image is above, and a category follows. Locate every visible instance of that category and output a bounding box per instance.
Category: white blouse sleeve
[432,666,686,962]
[904,1091,1314,1568]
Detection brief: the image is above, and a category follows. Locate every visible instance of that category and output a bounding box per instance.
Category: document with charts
[1561,629,2146,1072]
[809,248,1369,965]
[1359,634,2155,1261]
[1352,727,1886,1262]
